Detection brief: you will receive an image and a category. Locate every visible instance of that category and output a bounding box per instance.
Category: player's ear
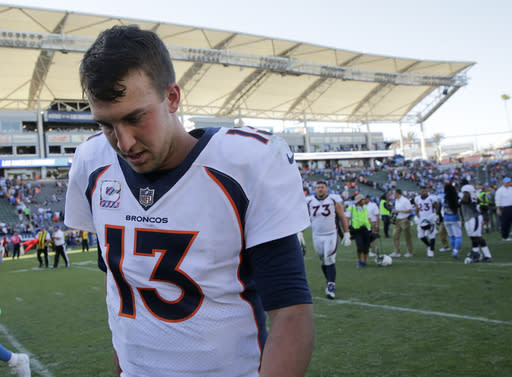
[165,83,180,113]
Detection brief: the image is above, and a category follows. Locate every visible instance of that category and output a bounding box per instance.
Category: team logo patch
[139,187,155,208]
[99,180,121,209]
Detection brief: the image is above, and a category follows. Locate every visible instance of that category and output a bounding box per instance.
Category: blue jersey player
[65,25,314,377]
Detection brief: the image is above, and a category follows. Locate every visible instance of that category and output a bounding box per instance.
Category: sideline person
[306,181,351,299]
[379,191,392,238]
[345,194,372,267]
[10,232,21,259]
[496,177,512,241]
[460,183,493,262]
[36,226,51,268]
[52,225,69,268]
[65,25,314,377]
[442,183,463,259]
[390,189,413,257]
[414,186,439,257]
[365,196,380,257]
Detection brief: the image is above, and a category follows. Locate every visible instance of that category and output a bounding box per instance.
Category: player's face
[315,183,328,199]
[420,188,428,198]
[89,69,181,174]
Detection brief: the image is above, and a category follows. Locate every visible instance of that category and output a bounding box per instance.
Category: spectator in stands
[496,177,512,241]
[390,188,414,258]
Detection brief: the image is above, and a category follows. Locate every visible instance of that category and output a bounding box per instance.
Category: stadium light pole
[418,120,427,160]
[398,122,404,155]
[502,94,511,139]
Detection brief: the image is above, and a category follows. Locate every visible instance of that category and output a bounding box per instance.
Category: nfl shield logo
[139,187,155,208]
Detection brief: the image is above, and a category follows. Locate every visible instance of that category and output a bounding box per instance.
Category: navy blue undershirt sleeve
[247,234,312,311]
[97,244,107,273]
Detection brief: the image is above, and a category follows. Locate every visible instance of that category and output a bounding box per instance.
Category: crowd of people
[303,157,512,288]
[0,176,97,268]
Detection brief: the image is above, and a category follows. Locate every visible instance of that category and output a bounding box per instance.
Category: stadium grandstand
[2,4,497,241]
[0,4,474,180]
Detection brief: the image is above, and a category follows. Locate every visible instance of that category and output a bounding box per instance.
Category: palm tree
[503,94,511,133]
[433,133,445,162]
[405,131,415,147]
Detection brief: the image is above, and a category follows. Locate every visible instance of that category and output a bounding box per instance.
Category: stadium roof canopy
[0,4,475,124]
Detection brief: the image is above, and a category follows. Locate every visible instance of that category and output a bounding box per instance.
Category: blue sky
[7,0,512,149]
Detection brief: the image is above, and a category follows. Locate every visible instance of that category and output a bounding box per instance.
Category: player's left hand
[342,232,351,247]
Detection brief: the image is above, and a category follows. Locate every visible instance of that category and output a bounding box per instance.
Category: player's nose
[113,124,136,153]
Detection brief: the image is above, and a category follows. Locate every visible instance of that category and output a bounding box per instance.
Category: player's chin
[124,159,154,174]
[131,163,154,174]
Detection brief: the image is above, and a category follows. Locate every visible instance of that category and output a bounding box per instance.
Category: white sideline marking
[0,324,55,377]
[314,297,512,325]
[72,261,96,266]
[73,265,101,272]
[335,257,512,267]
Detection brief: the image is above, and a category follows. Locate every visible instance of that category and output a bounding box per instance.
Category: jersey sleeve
[64,143,96,233]
[243,134,310,249]
[333,193,343,204]
[248,234,312,310]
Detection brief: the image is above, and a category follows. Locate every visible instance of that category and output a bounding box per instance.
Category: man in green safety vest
[346,194,373,268]
[379,191,392,238]
[477,183,490,233]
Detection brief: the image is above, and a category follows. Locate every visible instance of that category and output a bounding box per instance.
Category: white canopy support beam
[0,29,468,88]
[419,122,427,160]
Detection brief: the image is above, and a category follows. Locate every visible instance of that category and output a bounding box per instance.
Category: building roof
[0,4,475,124]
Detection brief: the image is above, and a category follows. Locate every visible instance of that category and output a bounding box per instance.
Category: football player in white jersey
[306,181,351,299]
[414,186,439,257]
[65,25,314,377]
[460,182,493,263]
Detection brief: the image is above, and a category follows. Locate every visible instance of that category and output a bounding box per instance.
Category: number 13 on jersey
[105,225,204,322]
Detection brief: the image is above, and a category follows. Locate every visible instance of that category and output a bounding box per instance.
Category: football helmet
[375,254,392,267]
[420,219,433,231]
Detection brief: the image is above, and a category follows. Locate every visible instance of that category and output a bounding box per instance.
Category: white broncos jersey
[306,193,342,235]
[65,127,310,377]
[414,194,438,220]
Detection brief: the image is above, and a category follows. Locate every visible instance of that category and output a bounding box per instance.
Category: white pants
[417,224,437,239]
[464,215,483,237]
[312,232,338,265]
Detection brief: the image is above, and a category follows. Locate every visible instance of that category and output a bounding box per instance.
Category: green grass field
[1,228,511,377]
